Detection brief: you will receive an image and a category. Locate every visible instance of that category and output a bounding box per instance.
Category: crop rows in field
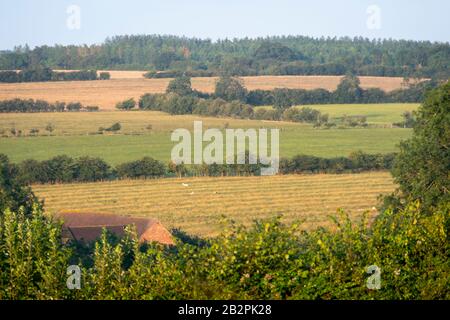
[34,172,395,237]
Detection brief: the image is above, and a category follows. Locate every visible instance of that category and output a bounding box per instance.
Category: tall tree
[0,154,40,216]
[390,81,450,211]
[166,76,193,96]
[334,74,363,103]
[214,76,247,102]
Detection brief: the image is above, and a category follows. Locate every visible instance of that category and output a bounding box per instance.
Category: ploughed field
[0,74,407,110]
[33,172,395,237]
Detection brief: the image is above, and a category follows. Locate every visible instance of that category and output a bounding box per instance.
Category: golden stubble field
[0,73,407,110]
[33,172,395,237]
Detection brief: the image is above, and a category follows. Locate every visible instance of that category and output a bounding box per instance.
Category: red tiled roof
[58,212,174,245]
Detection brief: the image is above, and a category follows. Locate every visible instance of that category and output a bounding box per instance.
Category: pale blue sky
[1,0,449,50]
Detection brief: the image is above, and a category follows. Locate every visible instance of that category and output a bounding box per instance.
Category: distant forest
[1,35,449,78]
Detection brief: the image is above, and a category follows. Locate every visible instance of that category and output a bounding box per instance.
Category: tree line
[134,75,440,125]
[1,35,449,79]
[0,99,99,113]
[247,76,441,106]
[0,67,110,83]
[0,151,395,185]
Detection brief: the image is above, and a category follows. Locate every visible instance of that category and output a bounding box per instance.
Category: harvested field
[34,172,395,237]
[0,75,407,110]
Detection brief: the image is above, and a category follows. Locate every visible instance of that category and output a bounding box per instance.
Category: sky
[0,0,449,50]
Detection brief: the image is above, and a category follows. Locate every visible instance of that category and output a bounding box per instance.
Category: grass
[307,103,419,125]
[0,111,412,164]
[0,75,407,110]
[33,172,395,237]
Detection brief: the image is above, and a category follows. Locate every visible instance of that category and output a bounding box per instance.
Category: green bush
[0,202,447,299]
[116,98,136,110]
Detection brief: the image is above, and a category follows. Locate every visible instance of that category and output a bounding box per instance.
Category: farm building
[57,212,174,245]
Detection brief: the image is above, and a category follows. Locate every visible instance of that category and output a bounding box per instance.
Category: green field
[304,103,419,125]
[0,110,413,164]
[255,103,418,125]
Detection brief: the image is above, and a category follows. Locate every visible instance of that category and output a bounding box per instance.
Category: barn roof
[57,212,174,245]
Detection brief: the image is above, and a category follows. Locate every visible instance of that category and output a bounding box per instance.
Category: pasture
[0,110,413,164]
[33,172,395,237]
[303,103,419,125]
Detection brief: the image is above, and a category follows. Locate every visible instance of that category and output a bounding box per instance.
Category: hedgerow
[0,202,448,299]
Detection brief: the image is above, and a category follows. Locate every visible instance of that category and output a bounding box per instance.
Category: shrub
[85,106,99,112]
[104,122,122,132]
[166,76,193,96]
[29,128,39,135]
[116,98,136,110]
[45,123,55,133]
[0,154,39,216]
[99,72,111,80]
[116,157,166,179]
[282,107,324,123]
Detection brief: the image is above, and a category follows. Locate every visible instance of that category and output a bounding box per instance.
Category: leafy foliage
[214,77,248,102]
[0,99,98,113]
[391,82,450,211]
[0,155,39,216]
[7,151,396,185]
[0,68,101,83]
[0,202,448,299]
[115,98,136,110]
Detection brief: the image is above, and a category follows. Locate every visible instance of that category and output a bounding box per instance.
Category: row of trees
[139,92,336,125]
[138,75,441,117]
[216,75,442,107]
[134,75,441,126]
[0,99,99,113]
[1,35,448,79]
[15,156,164,184]
[5,151,396,185]
[0,67,109,83]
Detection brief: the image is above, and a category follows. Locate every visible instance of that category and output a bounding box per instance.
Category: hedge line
[0,68,110,83]
[0,99,99,113]
[8,151,396,185]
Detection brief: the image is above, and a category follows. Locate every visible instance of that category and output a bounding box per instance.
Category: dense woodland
[1,35,449,79]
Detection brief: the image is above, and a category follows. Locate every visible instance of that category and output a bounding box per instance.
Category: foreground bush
[0,202,448,299]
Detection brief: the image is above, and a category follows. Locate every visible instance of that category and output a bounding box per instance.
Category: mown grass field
[33,172,395,237]
[0,109,413,164]
[0,75,407,110]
